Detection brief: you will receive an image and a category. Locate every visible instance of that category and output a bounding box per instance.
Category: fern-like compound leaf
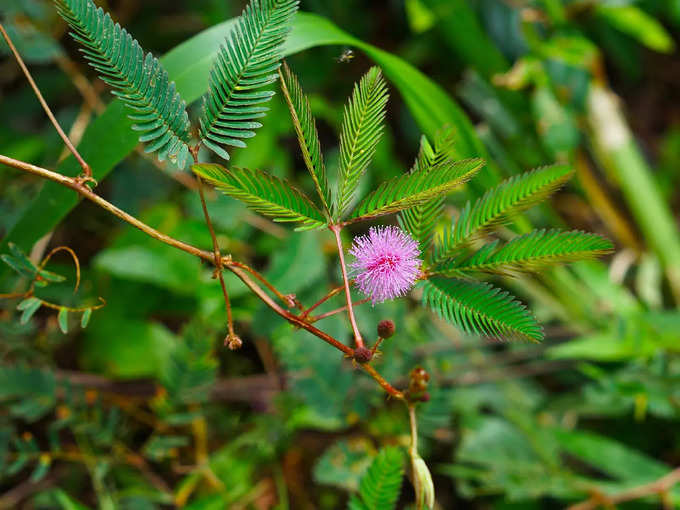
[398,135,442,255]
[433,230,614,276]
[199,0,299,161]
[55,0,192,167]
[422,277,543,342]
[434,164,574,262]
[348,158,483,223]
[335,67,389,220]
[192,164,326,231]
[350,447,405,510]
[279,63,331,216]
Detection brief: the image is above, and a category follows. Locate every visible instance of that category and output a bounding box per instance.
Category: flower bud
[412,455,435,509]
[225,334,243,351]
[353,346,373,363]
[377,319,395,339]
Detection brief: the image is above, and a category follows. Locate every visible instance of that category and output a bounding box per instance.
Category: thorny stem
[330,225,365,348]
[0,157,404,398]
[0,23,92,181]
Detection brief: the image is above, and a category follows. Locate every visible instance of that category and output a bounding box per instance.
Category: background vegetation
[2,0,680,508]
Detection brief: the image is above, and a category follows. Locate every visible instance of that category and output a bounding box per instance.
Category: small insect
[335,48,354,63]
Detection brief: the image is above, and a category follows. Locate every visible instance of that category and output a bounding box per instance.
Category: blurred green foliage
[2,0,680,508]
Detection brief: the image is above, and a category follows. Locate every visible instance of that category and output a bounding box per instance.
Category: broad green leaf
[193,163,326,230]
[597,6,675,53]
[553,429,669,485]
[348,158,483,223]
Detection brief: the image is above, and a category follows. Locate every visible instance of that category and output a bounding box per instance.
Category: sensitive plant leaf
[0,366,56,421]
[57,307,68,334]
[30,455,51,481]
[54,0,192,166]
[199,0,299,160]
[0,12,489,264]
[421,277,543,342]
[80,308,92,329]
[433,230,614,276]
[17,297,42,324]
[347,496,370,510]
[397,134,444,254]
[354,447,405,510]
[335,67,389,219]
[280,63,331,215]
[434,164,574,262]
[193,164,326,230]
[348,158,484,223]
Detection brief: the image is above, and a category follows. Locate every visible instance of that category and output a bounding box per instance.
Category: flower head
[349,226,421,305]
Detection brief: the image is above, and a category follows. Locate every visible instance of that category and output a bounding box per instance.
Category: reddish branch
[0,154,403,399]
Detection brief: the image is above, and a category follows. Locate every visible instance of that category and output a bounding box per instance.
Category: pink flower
[349,226,421,305]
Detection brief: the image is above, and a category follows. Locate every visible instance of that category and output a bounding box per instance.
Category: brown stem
[2,154,404,398]
[230,260,298,308]
[330,225,364,348]
[0,154,215,263]
[195,173,235,337]
[300,284,345,319]
[0,23,91,179]
[308,297,370,323]
[361,363,403,400]
[568,467,680,510]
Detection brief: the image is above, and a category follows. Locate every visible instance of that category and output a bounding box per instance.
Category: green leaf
[349,158,483,223]
[0,366,56,421]
[397,134,443,255]
[80,308,92,329]
[199,0,299,160]
[193,163,326,230]
[353,447,405,510]
[335,67,389,220]
[17,297,42,324]
[434,164,574,262]
[280,63,331,215]
[597,5,675,53]
[57,307,68,334]
[1,12,490,265]
[52,489,93,510]
[553,428,669,484]
[433,230,614,276]
[54,0,192,166]
[30,454,51,481]
[421,277,543,342]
